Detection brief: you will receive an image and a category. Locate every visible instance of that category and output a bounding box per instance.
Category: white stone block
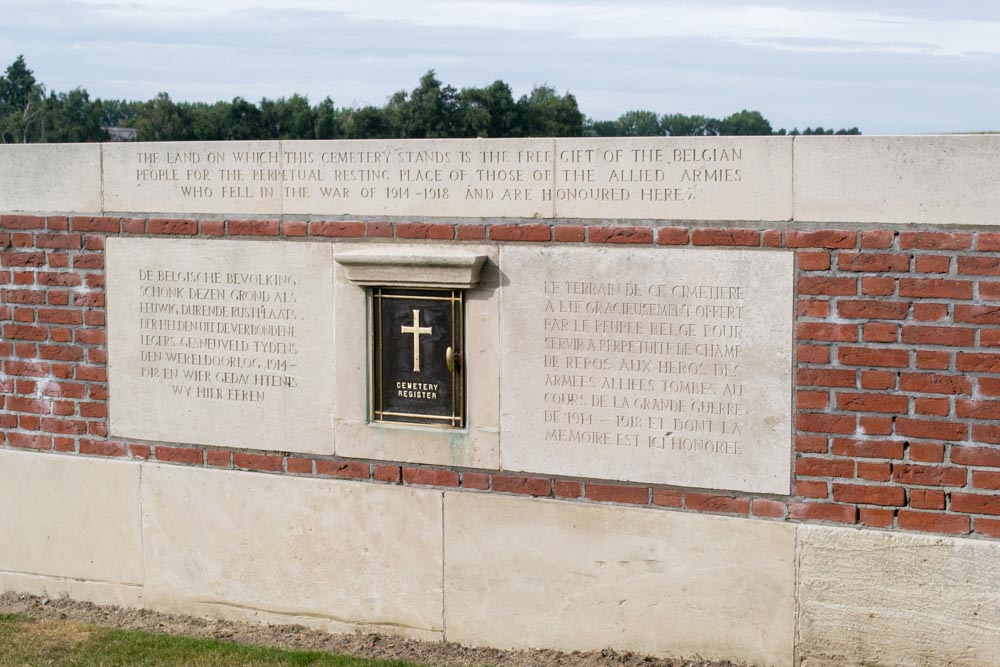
[141,463,444,639]
[797,524,1000,667]
[444,492,795,665]
[106,237,335,454]
[499,245,794,493]
[0,143,102,212]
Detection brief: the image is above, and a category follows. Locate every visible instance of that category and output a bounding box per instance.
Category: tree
[135,93,189,141]
[314,97,342,139]
[617,110,661,136]
[260,94,315,139]
[457,80,518,138]
[660,113,719,136]
[0,55,46,142]
[516,85,583,137]
[719,109,772,136]
[42,88,106,142]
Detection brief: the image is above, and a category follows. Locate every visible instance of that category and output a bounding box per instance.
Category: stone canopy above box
[335,247,488,289]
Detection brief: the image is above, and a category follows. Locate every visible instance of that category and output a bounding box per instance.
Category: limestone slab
[553,136,792,221]
[444,492,795,665]
[797,524,1000,667]
[281,138,554,217]
[499,245,793,493]
[333,244,500,469]
[106,237,335,454]
[141,463,444,639]
[0,450,143,585]
[102,141,283,214]
[0,143,102,212]
[794,135,1000,225]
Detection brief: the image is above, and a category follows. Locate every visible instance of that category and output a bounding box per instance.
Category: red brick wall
[3,213,1000,540]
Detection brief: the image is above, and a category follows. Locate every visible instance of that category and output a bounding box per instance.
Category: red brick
[896,418,966,442]
[978,378,1000,397]
[861,276,895,296]
[366,221,392,238]
[786,230,856,248]
[797,413,857,434]
[492,475,550,496]
[857,462,891,481]
[900,373,969,396]
[310,221,365,237]
[45,216,68,231]
[972,471,1000,490]
[34,233,82,250]
[457,224,488,241]
[796,435,828,453]
[206,450,231,467]
[7,397,51,414]
[860,370,895,391]
[234,452,283,472]
[797,323,856,342]
[973,517,1000,538]
[374,465,401,483]
[461,472,489,489]
[691,228,758,246]
[956,255,1000,275]
[797,390,828,410]
[861,323,895,344]
[831,438,904,459]
[915,397,949,416]
[79,440,125,457]
[122,218,145,234]
[751,499,785,518]
[977,233,1000,251]
[898,511,969,534]
[981,286,1000,304]
[861,230,894,249]
[788,503,857,524]
[957,399,1000,419]
[1,251,46,268]
[148,218,198,235]
[796,251,830,271]
[555,480,583,499]
[912,303,948,321]
[83,235,105,250]
[229,219,279,236]
[837,392,908,414]
[899,278,973,300]
[894,464,966,487]
[39,345,84,362]
[951,493,1000,515]
[282,221,307,237]
[129,444,152,459]
[957,352,1000,373]
[586,483,648,505]
[317,460,369,479]
[972,425,1000,445]
[798,276,857,296]
[909,442,945,462]
[553,225,584,242]
[838,347,909,368]
[899,231,971,250]
[402,467,459,487]
[860,508,895,528]
[837,252,909,273]
[489,224,549,242]
[71,216,119,233]
[397,222,454,240]
[916,350,950,370]
[8,432,51,450]
[796,458,854,478]
[656,227,688,245]
[1,215,45,229]
[285,457,313,474]
[796,480,829,498]
[651,488,682,507]
[797,299,830,318]
[684,493,749,515]
[797,368,856,388]
[155,446,202,464]
[954,304,1000,325]
[914,255,950,273]
[836,300,909,320]
[909,488,946,509]
[797,344,830,364]
[588,226,653,244]
[833,483,905,506]
[73,254,104,270]
[763,229,782,247]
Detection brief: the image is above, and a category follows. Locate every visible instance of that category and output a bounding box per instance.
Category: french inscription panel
[99,138,792,220]
[499,246,793,494]
[106,238,335,454]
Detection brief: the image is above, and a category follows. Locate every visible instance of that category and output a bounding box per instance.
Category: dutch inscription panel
[499,246,793,494]
[98,138,791,220]
[107,238,334,453]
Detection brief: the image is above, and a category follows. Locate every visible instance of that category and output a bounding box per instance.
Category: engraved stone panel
[102,141,283,214]
[500,246,793,494]
[106,238,334,454]
[0,143,102,213]
[553,137,792,221]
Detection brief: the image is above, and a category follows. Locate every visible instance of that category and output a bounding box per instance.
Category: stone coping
[334,247,488,288]
[2,135,999,225]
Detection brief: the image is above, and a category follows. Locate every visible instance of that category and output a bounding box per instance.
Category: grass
[0,613,427,667]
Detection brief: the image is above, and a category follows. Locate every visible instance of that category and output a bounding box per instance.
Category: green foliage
[0,56,861,142]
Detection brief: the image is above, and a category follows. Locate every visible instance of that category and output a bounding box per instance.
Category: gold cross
[400,309,433,372]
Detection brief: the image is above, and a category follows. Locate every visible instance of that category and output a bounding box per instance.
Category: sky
[2,0,999,134]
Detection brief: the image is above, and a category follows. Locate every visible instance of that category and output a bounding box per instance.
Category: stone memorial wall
[2,136,1000,667]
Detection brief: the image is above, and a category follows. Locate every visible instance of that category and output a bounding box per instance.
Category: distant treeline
[0,55,860,143]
